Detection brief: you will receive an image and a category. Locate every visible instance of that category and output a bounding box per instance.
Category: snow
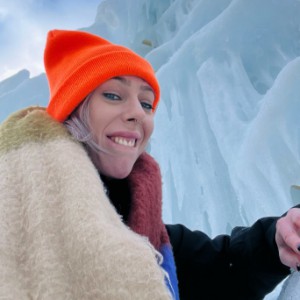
[1,0,300,298]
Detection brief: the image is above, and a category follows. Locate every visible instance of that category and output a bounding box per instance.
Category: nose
[123,98,146,124]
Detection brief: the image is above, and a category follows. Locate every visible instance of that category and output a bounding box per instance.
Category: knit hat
[45,29,160,122]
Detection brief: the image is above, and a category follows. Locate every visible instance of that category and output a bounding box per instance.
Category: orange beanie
[45,29,160,122]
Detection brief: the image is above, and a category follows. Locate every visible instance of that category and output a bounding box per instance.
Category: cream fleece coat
[0,107,172,300]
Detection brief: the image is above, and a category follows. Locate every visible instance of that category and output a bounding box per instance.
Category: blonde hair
[64,94,100,153]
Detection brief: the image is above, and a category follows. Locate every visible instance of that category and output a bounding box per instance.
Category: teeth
[112,137,135,147]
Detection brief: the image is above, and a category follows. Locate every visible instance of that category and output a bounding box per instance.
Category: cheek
[88,116,106,145]
[88,102,109,137]
[145,119,154,141]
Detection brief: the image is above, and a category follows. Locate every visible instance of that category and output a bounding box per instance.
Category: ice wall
[0,71,48,121]
[148,0,300,235]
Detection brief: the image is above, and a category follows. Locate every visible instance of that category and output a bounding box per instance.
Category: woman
[0,29,300,300]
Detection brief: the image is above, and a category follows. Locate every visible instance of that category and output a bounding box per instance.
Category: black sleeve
[166,217,290,300]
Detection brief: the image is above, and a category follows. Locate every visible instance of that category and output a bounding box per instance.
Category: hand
[275,208,300,270]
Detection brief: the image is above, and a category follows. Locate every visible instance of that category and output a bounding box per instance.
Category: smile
[110,136,136,147]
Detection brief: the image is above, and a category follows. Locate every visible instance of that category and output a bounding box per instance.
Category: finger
[276,217,300,254]
[289,208,300,228]
[278,246,300,270]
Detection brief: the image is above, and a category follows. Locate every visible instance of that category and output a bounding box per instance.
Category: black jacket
[166,217,290,300]
[102,175,290,299]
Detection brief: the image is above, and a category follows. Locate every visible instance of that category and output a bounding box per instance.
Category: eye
[103,92,121,101]
[141,101,153,111]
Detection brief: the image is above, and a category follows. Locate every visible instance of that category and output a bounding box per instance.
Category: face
[87,75,155,179]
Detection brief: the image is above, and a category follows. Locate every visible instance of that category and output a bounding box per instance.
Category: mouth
[109,136,137,148]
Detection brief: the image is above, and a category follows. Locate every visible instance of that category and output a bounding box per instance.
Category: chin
[106,157,139,179]
[90,152,137,179]
[116,164,135,178]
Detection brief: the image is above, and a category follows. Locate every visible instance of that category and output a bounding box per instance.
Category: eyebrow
[112,76,154,93]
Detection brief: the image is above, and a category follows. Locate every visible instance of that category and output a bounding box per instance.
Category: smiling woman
[1,28,300,300]
[0,29,178,300]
